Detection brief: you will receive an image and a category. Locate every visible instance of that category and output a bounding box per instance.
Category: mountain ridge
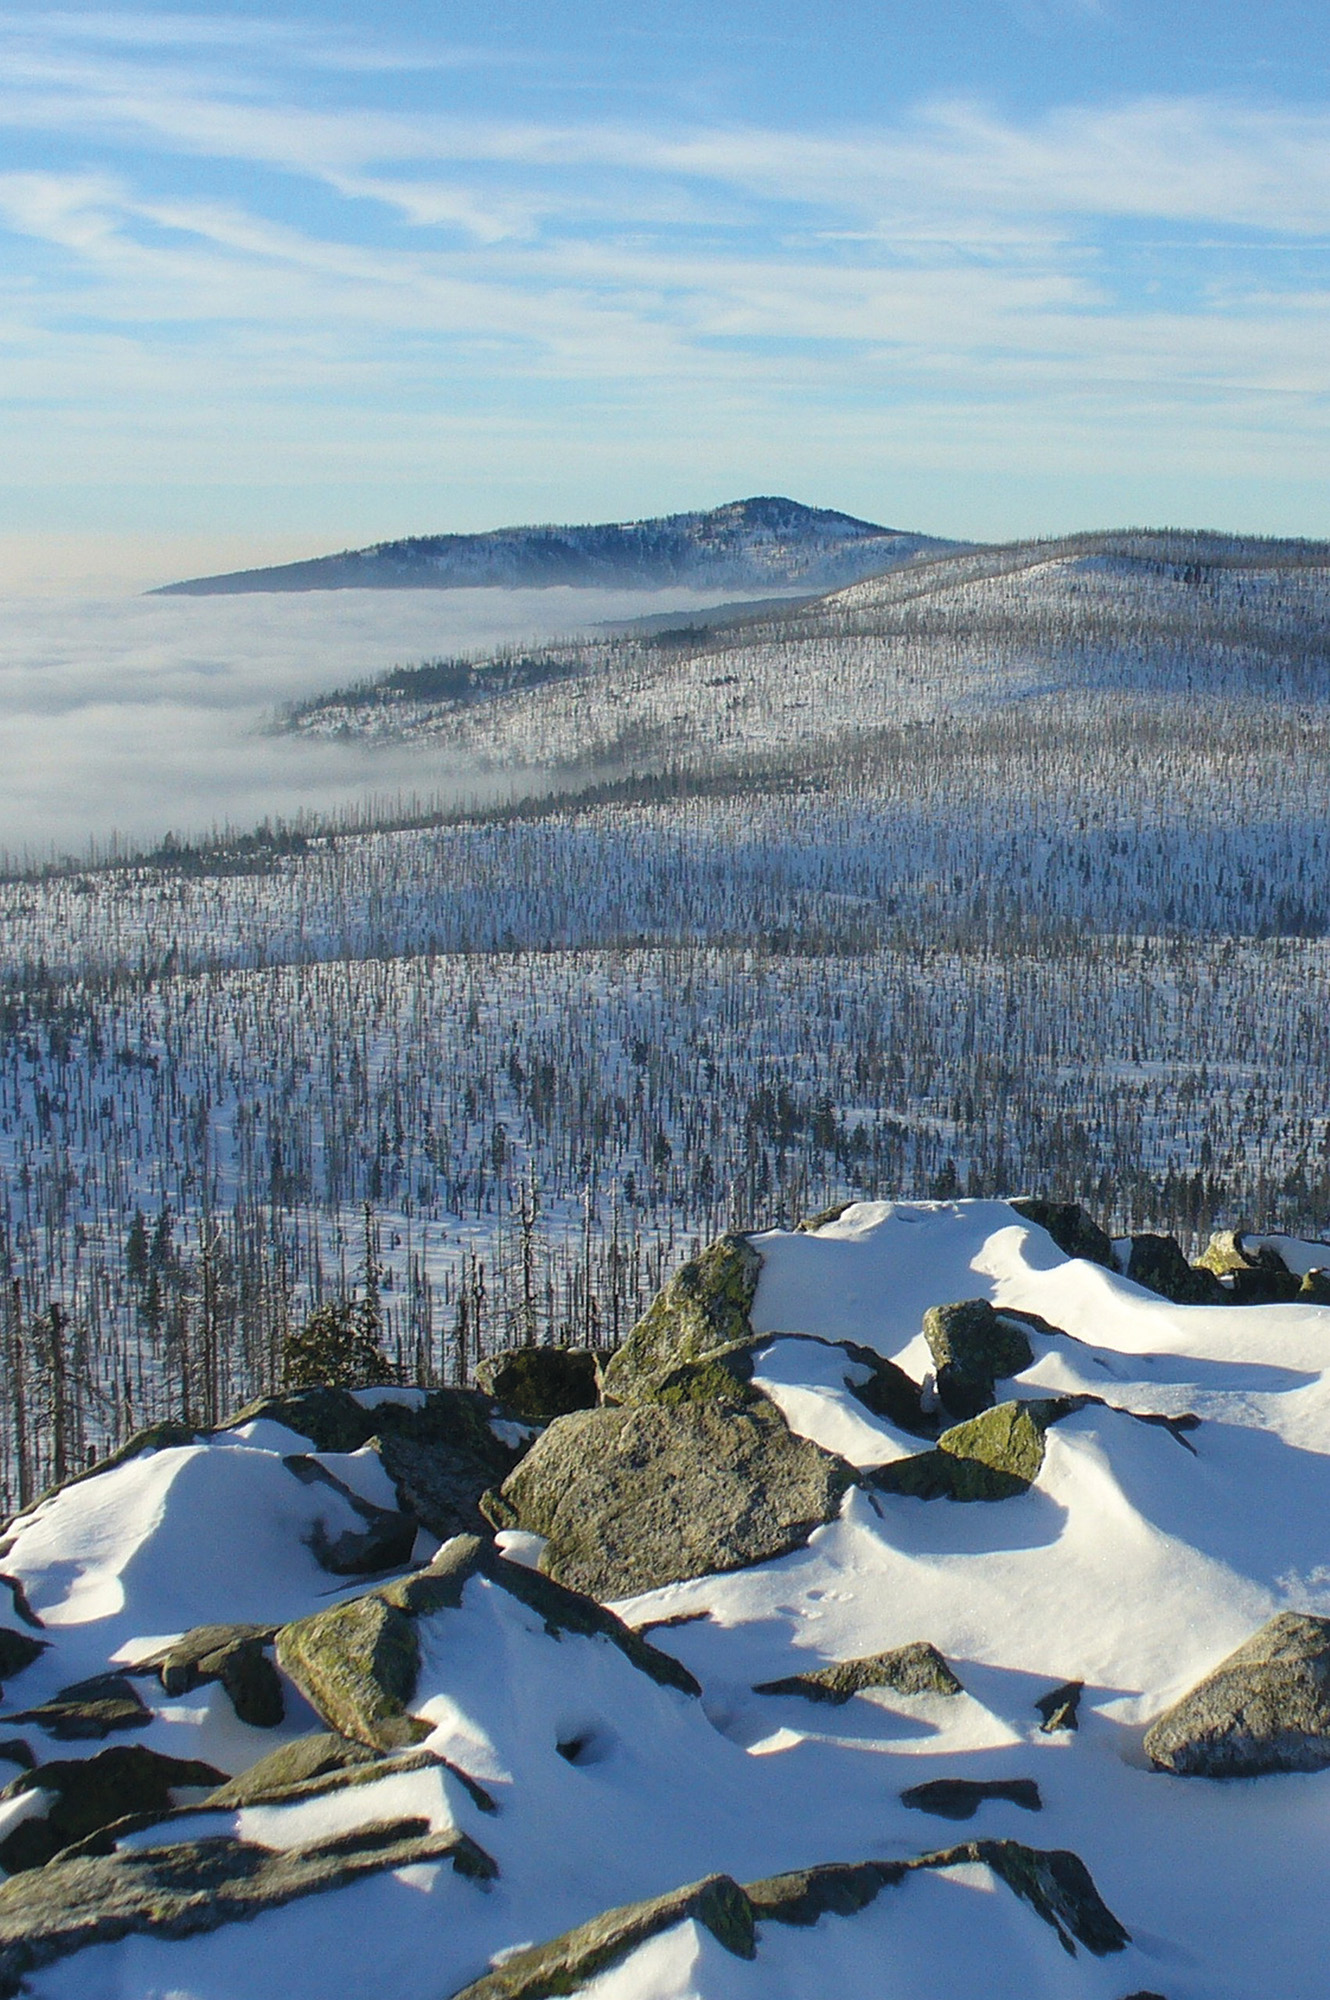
[151,496,957,597]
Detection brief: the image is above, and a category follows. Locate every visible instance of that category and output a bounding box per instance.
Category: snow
[14,1199,1330,1996]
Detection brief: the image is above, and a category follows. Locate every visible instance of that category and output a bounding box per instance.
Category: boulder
[0,1821,495,1995]
[1009,1199,1116,1269]
[484,1399,856,1599]
[1036,1680,1084,1733]
[900,1777,1041,1820]
[451,1841,1129,1995]
[1144,1612,1330,1776]
[875,1398,1078,1503]
[1124,1235,1228,1305]
[473,1346,603,1423]
[599,1235,762,1403]
[840,1342,932,1436]
[203,1732,382,1807]
[276,1534,699,1751]
[922,1300,1034,1419]
[11,1673,152,1741]
[1227,1265,1302,1305]
[139,1623,284,1729]
[0,1745,225,1874]
[450,1875,757,1999]
[754,1641,963,1704]
[283,1456,418,1576]
[1301,1270,1330,1305]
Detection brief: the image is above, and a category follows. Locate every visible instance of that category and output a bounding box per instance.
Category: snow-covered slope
[156,498,951,597]
[5,1200,1330,1996]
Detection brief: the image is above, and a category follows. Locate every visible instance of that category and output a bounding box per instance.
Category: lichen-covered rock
[276,1594,424,1752]
[0,1821,495,1996]
[599,1235,762,1403]
[11,1674,152,1741]
[1009,1199,1116,1269]
[222,1386,374,1453]
[1301,1269,1330,1305]
[485,1399,855,1599]
[473,1346,603,1423]
[1036,1680,1084,1732]
[450,1874,757,1999]
[0,1745,225,1874]
[277,1534,699,1749]
[875,1398,1078,1503]
[900,1777,1041,1820]
[1144,1612,1330,1776]
[1124,1235,1229,1305]
[922,1300,1034,1419]
[754,1640,963,1704]
[206,1733,383,1806]
[140,1623,284,1729]
[450,1840,1129,1994]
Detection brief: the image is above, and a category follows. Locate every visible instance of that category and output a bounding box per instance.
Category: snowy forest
[2,527,1330,1506]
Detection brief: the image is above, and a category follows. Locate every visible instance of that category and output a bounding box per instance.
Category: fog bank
[0,584,750,863]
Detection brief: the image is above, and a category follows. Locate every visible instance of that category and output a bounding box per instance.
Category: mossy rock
[205,1733,382,1807]
[875,1398,1081,1503]
[599,1235,762,1404]
[1009,1199,1116,1270]
[473,1347,603,1423]
[277,1534,699,1749]
[449,1874,756,1998]
[449,1839,1129,1994]
[1144,1611,1330,1776]
[141,1623,284,1729]
[486,1400,856,1599]
[276,1595,425,1751]
[0,1745,225,1874]
[754,1640,963,1704]
[1124,1235,1229,1305]
[922,1301,1034,1419]
[0,1821,496,1994]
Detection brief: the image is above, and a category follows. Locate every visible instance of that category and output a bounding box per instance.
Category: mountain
[285,524,1330,763]
[3,1200,1329,1997]
[151,496,956,596]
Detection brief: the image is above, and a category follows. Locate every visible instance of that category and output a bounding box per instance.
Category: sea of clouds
[0,583,748,864]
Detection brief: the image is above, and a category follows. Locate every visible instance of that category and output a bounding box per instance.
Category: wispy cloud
[2,8,1330,552]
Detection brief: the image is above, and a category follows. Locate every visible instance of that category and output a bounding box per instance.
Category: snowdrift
[2,1199,1330,1997]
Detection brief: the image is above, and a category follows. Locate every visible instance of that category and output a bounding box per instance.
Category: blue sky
[5,1,1330,580]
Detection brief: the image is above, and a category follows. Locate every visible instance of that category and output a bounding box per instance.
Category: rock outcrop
[449,1841,1129,1995]
[473,1346,602,1423]
[0,1745,226,1874]
[1009,1198,1116,1269]
[922,1300,1034,1419]
[753,1640,963,1704]
[1145,1612,1330,1776]
[598,1235,762,1404]
[483,1398,856,1598]
[137,1622,284,1729]
[875,1398,1079,1502]
[276,1533,699,1749]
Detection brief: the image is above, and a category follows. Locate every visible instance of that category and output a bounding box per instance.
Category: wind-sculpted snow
[7,1203,1330,1995]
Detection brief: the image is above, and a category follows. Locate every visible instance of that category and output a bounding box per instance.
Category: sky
[4,0,1330,585]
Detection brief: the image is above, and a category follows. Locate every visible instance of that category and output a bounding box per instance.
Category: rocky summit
[2,1196,1330,1996]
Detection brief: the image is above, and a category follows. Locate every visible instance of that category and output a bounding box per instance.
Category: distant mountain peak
[151,497,955,596]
